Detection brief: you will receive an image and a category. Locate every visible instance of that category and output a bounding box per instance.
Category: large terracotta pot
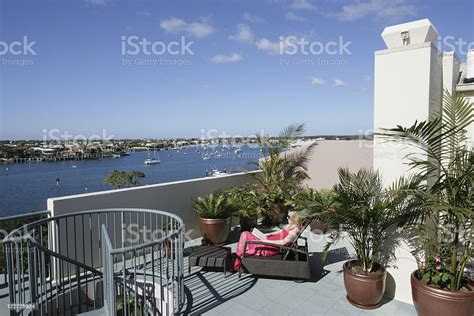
[343,260,387,309]
[411,272,474,316]
[197,217,231,246]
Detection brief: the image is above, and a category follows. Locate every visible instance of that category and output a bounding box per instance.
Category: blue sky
[0,0,473,140]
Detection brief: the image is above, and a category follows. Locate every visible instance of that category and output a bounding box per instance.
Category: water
[0,145,261,217]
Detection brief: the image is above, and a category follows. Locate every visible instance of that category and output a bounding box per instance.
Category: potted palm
[193,191,234,246]
[378,91,474,316]
[325,167,419,309]
[252,123,316,226]
[292,188,336,234]
[227,184,260,231]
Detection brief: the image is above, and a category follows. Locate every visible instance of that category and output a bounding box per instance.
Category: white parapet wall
[48,171,257,242]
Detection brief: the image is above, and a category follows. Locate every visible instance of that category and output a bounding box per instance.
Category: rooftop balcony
[0,145,417,315]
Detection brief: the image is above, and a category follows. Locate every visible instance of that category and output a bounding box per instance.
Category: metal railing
[3,208,185,316]
[0,211,51,287]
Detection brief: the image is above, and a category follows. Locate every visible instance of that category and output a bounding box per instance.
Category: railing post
[27,240,37,316]
[102,224,115,316]
[5,241,15,316]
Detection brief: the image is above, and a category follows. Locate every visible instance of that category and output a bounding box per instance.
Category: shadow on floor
[309,247,350,282]
[179,268,257,315]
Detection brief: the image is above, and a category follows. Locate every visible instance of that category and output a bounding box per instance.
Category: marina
[0,144,261,217]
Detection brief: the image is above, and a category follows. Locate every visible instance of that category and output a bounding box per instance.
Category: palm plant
[251,123,317,226]
[377,91,473,291]
[193,191,234,219]
[293,188,337,220]
[325,167,421,273]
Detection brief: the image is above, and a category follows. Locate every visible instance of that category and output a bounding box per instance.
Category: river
[0,145,261,216]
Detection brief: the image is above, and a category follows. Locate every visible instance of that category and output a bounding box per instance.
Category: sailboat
[144,146,160,165]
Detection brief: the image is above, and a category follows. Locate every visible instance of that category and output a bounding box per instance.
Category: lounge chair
[239,219,312,280]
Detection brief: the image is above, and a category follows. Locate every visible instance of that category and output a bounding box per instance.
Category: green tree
[104,169,145,189]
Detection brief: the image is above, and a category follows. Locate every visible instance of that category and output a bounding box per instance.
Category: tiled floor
[181,229,417,316]
[0,228,418,316]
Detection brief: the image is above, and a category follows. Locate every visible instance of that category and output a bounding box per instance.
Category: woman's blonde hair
[288,210,304,226]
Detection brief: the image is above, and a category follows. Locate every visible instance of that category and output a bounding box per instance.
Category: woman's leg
[233,231,255,271]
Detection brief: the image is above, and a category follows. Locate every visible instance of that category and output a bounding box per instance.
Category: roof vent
[464,49,474,83]
[381,19,438,49]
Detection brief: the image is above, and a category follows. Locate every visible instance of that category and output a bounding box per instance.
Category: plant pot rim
[343,260,386,279]
[198,216,231,222]
[411,271,474,298]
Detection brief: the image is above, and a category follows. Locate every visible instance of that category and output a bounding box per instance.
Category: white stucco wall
[303,140,373,189]
[373,41,443,304]
[374,42,442,187]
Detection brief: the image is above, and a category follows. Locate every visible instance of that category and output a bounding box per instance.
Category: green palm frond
[376,90,473,291]
[193,192,233,219]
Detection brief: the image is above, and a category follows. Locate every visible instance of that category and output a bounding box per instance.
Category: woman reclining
[232,210,303,272]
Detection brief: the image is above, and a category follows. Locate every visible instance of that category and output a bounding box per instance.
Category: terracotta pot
[310,220,328,234]
[411,272,474,316]
[239,215,258,232]
[343,260,386,309]
[197,217,231,246]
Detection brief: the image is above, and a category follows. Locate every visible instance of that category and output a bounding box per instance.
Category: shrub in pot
[251,123,316,227]
[292,188,336,234]
[227,184,260,231]
[325,167,419,309]
[378,91,474,316]
[193,191,233,246]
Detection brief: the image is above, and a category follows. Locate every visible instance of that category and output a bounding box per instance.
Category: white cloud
[160,18,187,32]
[160,17,215,38]
[334,79,346,87]
[211,53,243,64]
[255,36,299,55]
[187,21,215,38]
[285,11,307,21]
[290,0,316,11]
[242,12,264,23]
[364,75,372,81]
[311,77,325,85]
[333,0,416,22]
[229,24,254,44]
[255,38,281,54]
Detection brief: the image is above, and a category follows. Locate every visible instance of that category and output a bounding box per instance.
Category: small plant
[116,294,143,316]
[104,169,145,189]
[412,230,471,291]
[193,191,234,219]
[227,184,260,218]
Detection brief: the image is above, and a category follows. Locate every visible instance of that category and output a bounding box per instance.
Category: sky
[0,0,473,140]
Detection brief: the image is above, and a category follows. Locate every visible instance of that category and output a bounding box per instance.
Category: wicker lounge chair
[239,219,312,280]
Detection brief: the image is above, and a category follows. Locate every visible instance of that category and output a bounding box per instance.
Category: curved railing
[3,208,185,316]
